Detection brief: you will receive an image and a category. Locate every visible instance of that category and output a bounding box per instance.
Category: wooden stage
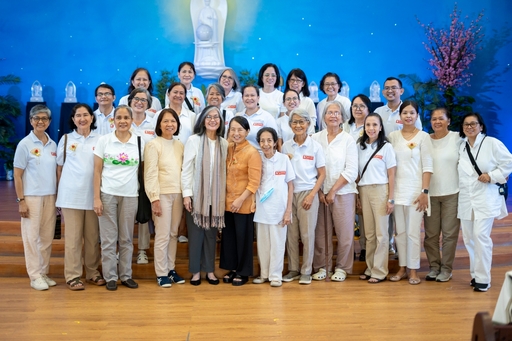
[1,180,511,340]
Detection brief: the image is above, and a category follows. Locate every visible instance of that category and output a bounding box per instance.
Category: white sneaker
[178,236,188,243]
[270,280,282,287]
[31,277,49,291]
[137,251,149,264]
[252,277,268,284]
[41,274,57,287]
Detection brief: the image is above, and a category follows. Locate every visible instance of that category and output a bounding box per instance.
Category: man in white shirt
[93,84,116,135]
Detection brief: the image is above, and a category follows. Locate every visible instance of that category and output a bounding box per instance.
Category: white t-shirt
[374,102,423,137]
[56,131,100,209]
[131,116,156,144]
[281,136,326,193]
[153,108,197,146]
[389,130,433,205]
[118,95,162,117]
[13,131,57,196]
[317,94,351,130]
[254,152,296,225]
[312,130,358,195]
[259,89,285,118]
[94,132,143,197]
[430,131,462,196]
[93,107,115,136]
[236,108,278,150]
[276,115,294,144]
[166,85,205,114]
[221,90,244,114]
[357,142,396,186]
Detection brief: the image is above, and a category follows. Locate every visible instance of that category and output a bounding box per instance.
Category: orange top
[225,140,262,214]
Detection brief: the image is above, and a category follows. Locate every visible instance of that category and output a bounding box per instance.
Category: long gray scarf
[192,134,226,229]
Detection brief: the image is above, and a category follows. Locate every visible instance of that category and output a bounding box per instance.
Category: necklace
[401,128,418,140]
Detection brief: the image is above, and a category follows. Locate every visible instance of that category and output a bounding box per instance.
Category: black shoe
[207,277,220,285]
[121,278,138,289]
[190,278,201,286]
[359,249,366,262]
[232,275,248,286]
[223,271,236,283]
[470,278,476,287]
[473,282,491,292]
[106,280,117,291]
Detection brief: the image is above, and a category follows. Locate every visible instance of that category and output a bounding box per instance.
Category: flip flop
[368,277,386,284]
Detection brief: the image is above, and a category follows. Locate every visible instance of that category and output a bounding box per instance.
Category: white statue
[370,80,381,102]
[309,81,319,103]
[64,81,77,103]
[30,80,44,102]
[191,0,227,79]
[340,81,350,99]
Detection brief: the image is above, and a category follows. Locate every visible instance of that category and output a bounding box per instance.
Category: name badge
[275,171,286,175]
[253,122,263,127]
[303,155,314,160]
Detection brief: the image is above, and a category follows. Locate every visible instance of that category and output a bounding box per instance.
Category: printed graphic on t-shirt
[103,152,139,166]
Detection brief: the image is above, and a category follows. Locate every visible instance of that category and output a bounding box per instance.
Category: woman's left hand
[302,194,315,210]
[281,210,292,226]
[325,191,335,205]
[231,197,244,213]
[477,173,492,184]
[413,193,428,212]
[386,202,394,215]
[152,200,162,217]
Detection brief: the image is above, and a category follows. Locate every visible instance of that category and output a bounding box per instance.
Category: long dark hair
[348,94,371,125]
[359,113,388,150]
[127,67,153,94]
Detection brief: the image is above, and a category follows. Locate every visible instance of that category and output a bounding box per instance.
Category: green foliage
[0,74,21,85]
[238,69,258,86]
[399,74,475,132]
[154,70,177,106]
[0,88,22,170]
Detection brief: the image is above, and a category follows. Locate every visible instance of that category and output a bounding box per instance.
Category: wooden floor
[1,180,512,340]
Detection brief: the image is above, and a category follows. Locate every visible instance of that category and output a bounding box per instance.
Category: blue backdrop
[1,0,511,150]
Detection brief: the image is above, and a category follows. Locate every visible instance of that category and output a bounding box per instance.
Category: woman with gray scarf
[182,105,228,286]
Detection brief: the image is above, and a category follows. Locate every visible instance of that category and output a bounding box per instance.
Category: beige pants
[62,208,101,282]
[395,205,423,269]
[21,195,56,281]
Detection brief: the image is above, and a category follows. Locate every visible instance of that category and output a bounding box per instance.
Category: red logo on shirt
[275,171,286,175]
[145,130,155,135]
[396,119,403,124]
[228,105,236,109]
[51,152,57,157]
[253,122,263,127]
[303,155,314,160]
[374,155,383,160]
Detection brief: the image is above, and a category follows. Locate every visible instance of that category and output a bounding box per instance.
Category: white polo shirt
[259,89,285,118]
[56,131,100,209]
[317,94,351,130]
[166,85,205,114]
[236,108,278,150]
[221,90,243,114]
[94,132,143,197]
[281,136,325,193]
[153,108,196,146]
[357,142,396,186]
[254,151,296,225]
[374,102,423,137]
[118,95,162,117]
[276,115,294,143]
[343,122,364,143]
[94,107,115,136]
[13,131,57,196]
[312,130,358,195]
[131,116,156,143]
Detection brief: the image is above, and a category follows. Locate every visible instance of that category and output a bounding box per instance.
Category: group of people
[13,63,512,293]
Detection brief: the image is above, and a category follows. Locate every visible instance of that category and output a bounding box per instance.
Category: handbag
[136,136,152,224]
[465,137,508,200]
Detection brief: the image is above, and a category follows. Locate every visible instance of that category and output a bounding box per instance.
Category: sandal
[368,277,386,284]
[331,269,347,282]
[87,276,106,286]
[312,268,333,281]
[66,277,85,291]
[359,274,371,280]
[223,271,236,283]
[389,272,408,282]
[408,277,421,285]
[232,275,248,286]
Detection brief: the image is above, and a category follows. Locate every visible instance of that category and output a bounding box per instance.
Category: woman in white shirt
[144,109,185,288]
[118,68,162,116]
[257,63,285,118]
[357,113,396,283]
[253,127,295,287]
[93,105,143,291]
[317,72,351,130]
[423,108,462,283]
[388,100,433,285]
[458,112,512,292]
[201,83,233,137]
[57,104,104,290]
[219,67,243,114]
[281,109,326,284]
[285,68,317,130]
[168,61,205,114]
[311,101,358,282]
[182,106,228,286]
[277,89,301,150]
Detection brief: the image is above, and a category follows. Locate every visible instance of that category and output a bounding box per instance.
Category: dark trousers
[220,211,254,277]
[187,210,217,274]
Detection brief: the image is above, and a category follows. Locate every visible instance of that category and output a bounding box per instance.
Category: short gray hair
[206,83,226,102]
[128,87,153,109]
[114,105,133,118]
[288,108,310,127]
[322,100,348,126]
[29,104,51,120]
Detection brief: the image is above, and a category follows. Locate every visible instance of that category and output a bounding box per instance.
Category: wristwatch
[421,189,429,194]
[388,199,395,204]
[16,197,25,203]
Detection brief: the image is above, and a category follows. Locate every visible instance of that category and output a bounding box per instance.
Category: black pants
[219,211,254,277]
[187,210,217,274]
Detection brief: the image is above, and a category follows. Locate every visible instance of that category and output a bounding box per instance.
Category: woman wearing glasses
[457,113,512,292]
[311,101,358,282]
[257,63,285,118]
[219,68,243,114]
[281,109,326,284]
[118,67,162,116]
[14,105,57,290]
[285,68,316,132]
[277,89,301,150]
[316,72,351,130]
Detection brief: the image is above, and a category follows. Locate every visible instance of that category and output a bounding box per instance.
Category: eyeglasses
[384,86,401,91]
[264,73,276,78]
[31,116,50,123]
[221,75,233,81]
[205,115,220,120]
[289,78,303,84]
[291,120,308,126]
[133,97,148,103]
[463,122,480,129]
[352,104,367,110]
[324,82,338,87]
[285,97,299,102]
[97,92,112,97]
[326,111,341,117]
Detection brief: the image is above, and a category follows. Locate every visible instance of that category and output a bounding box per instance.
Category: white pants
[256,223,287,281]
[394,205,423,269]
[460,217,494,285]
[138,222,150,250]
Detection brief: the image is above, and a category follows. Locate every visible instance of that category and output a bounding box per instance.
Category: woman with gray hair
[14,104,57,290]
[182,105,228,286]
[312,101,358,282]
[281,108,326,285]
[202,83,233,137]
[219,68,243,114]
